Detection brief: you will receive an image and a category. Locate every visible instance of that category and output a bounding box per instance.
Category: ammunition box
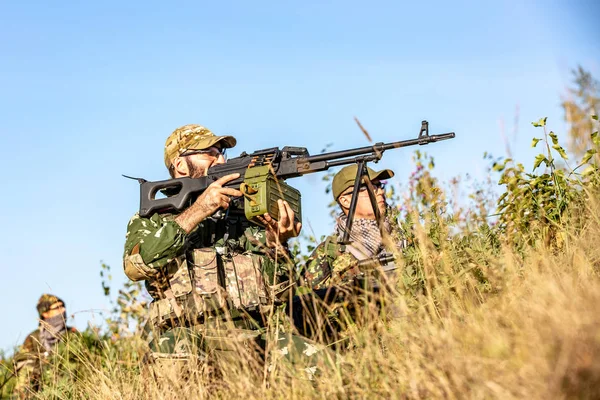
[242,165,302,225]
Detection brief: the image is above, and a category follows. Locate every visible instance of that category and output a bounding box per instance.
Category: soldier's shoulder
[23,329,40,343]
[313,235,345,258]
[125,212,180,243]
[17,329,42,355]
[127,212,177,227]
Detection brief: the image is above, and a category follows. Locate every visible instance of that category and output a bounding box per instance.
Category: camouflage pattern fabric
[36,294,64,317]
[145,318,333,383]
[265,305,335,381]
[123,210,309,379]
[331,164,394,200]
[301,235,358,290]
[164,124,236,169]
[12,326,78,399]
[302,209,406,290]
[298,212,406,348]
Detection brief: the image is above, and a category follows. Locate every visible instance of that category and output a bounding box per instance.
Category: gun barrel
[356,252,396,269]
[303,132,455,163]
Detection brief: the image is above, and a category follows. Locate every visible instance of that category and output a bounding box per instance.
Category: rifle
[132,121,455,225]
[356,252,397,273]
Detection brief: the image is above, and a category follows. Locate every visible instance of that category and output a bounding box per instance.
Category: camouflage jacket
[302,219,406,290]
[301,235,361,290]
[123,212,294,330]
[12,327,78,398]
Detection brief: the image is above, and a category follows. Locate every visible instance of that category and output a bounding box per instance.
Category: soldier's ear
[172,156,190,178]
[338,195,350,210]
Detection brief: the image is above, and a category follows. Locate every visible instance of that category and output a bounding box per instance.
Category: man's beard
[186,159,207,178]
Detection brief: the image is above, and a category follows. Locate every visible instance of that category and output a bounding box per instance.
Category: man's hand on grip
[175,173,242,233]
[196,173,243,215]
[257,199,302,249]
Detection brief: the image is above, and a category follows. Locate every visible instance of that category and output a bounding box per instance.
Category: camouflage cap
[164,124,237,169]
[332,164,394,200]
[36,294,65,316]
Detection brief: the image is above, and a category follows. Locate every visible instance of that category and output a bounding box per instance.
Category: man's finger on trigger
[213,173,241,186]
[221,187,243,197]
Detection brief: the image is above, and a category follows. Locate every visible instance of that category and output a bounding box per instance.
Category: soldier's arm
[300,240,335,290]
[301,237,357,290]
[12,333,42,398]
[174,174,243,233]
[123,213,188,281]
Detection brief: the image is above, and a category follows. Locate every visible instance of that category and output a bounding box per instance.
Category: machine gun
[133,121,455,230]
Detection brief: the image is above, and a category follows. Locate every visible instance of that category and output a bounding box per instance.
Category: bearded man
[123,124,326,381]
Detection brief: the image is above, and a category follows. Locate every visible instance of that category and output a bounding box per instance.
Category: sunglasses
[181,146,227,160]
[341,181,386,196]
[49,302,65,310]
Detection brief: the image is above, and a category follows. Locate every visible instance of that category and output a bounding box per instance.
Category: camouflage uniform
[298,166,405,345]
[302,211,405,290]
[12,295,78,399]
[124,124,327,381]
[303,164,404,290]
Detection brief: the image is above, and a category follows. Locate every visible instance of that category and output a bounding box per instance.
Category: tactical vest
[145,217,289,330]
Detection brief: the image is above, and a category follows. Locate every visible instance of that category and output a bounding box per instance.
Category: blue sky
[0,0,598,352]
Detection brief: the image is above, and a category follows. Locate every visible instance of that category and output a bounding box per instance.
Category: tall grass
[2,115,599,399]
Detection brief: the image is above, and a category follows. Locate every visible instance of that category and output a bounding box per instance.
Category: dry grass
[26,196,598,400]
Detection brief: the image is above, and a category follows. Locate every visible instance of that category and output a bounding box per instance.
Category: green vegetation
[2,67,599,399]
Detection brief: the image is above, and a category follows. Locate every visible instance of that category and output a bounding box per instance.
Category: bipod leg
[362,176,386,237]
[341,160,367,244]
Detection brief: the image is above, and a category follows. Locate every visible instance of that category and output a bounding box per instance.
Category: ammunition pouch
[148,248,288,330]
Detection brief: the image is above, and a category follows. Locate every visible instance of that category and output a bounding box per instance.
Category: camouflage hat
[164,124,237,169]
[332,164,394,200]
[36,294,64,316]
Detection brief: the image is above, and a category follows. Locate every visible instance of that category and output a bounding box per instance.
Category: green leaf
[593,115,598,121]
[549,131,559,145]
[531,138,542,147]
[582,149,597,164]
[534,154,548,169]
[592,131,599,146]
[552,144,568,160]
[532,117,547,127]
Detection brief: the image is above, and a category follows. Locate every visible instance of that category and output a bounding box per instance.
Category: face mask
[39,312,67,351]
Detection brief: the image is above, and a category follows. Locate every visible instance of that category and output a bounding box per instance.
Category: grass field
[2,113,599,399]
